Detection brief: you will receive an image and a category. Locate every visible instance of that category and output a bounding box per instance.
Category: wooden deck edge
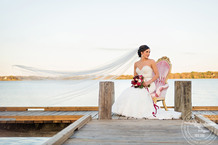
[42,114,92,145]
[0,115,83,123]
[192,106,218,111]
[203,115,218,123]
[0,106,99,111]
[160,106,218,111]
[0,106,217,111]
[195,114,218,136]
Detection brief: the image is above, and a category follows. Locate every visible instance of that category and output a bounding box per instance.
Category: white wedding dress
[112,66,181,119]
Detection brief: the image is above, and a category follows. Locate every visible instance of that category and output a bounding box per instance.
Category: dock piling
[175,81,192,120]
[98,81,114,120]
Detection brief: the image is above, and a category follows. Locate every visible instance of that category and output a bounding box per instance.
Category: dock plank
[89,111,98,118]
[63,120,218,145]
[0,107,99,111]
[0,111,99,123]
[0,111,97,116]
[0,115,83,123]
[42,115,92,145]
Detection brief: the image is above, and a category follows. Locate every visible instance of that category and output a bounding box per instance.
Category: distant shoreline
[0,71,217,81]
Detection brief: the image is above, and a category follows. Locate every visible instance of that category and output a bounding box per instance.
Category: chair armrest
[156,84,169,97]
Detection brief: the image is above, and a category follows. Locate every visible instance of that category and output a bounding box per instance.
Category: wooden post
[175,81,192,120]
[98,81,114,120]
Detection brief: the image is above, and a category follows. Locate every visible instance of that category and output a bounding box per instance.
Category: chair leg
[162,100,168,111]
[153,97,157,104]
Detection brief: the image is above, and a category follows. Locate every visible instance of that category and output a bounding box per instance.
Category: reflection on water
[0,137,50,145]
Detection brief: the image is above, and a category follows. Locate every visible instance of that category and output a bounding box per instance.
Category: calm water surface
[0,79,217,106]
[0,137,49,145]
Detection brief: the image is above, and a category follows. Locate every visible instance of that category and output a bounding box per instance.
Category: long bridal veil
[10,48,138,106]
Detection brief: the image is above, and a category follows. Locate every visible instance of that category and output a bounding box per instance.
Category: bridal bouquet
[131,75,144,89]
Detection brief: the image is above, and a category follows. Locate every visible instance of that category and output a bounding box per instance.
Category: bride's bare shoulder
[134,61,140,66]
[149,59,155,63]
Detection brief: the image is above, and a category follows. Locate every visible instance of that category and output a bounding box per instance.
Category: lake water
[0,79,217,107]
[0,137,49,145]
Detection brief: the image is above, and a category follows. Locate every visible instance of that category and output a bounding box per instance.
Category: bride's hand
[143,82,150,87]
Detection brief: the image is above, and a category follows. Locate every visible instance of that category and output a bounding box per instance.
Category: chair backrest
[153,56,172,88]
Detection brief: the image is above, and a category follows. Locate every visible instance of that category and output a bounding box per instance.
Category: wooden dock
[0,107,218,145]
[40,107,217,145]
[62,119,218,145]
[0,107,98,123]
[62,111,218,145]
[0,107,217,123]
[0,111,98,123]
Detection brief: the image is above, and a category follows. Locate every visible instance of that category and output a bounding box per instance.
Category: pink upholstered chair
[151,56,172,111]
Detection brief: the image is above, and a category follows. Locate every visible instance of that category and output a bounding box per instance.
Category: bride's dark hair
[138,45,150,57]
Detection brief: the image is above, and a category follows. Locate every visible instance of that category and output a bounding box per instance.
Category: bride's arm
[134,62,137,76]
[147,60,159,85]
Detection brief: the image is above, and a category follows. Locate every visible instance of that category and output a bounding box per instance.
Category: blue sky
[0,0,218,75]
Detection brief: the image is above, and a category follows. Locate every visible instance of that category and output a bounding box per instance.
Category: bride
[112,45,181,119]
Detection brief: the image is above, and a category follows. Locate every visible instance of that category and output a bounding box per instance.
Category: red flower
[131,75,144,89]
[137,82,141,86]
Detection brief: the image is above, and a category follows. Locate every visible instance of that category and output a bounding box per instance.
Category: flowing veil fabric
[12,49,138,106]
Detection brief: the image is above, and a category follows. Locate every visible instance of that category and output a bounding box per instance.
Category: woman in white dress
[112,45,181,119]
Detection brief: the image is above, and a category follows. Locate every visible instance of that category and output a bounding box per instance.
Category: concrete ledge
[195,114,218,136]
[42,114,92,145]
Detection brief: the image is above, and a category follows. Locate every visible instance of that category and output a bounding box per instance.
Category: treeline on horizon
[116,71,218,79]
[0,71,218,81]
